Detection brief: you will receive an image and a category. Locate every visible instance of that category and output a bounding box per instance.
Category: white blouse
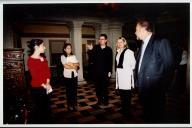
[61,55,79,78]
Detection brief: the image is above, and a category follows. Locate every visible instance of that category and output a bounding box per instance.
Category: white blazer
[116,49,136,90]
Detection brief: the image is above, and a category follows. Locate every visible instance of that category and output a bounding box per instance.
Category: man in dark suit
[92,34,113,106]
[135,19,175,123]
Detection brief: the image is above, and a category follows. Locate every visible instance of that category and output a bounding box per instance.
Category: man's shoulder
[151,35,170,47]
[153,35,169,42]
[106,45,112,50]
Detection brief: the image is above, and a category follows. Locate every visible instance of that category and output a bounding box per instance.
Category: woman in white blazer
[115,37,136,117]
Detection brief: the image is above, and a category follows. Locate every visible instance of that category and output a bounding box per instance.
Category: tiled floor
[49,80,189,124]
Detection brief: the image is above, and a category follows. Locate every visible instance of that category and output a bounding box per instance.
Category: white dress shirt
[138,33,152,73]
[61,55,79,78]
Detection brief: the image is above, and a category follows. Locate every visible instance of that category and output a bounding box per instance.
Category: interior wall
[22,24,69,34]
[21,37,70,71]
[82,26,95,35]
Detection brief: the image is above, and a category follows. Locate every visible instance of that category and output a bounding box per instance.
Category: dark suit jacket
[92,45,113,76]
[135,35,175,92]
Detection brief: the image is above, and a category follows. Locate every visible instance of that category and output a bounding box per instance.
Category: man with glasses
[92,34,113,106]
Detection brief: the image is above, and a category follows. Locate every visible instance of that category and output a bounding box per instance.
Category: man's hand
[108,72,111,77]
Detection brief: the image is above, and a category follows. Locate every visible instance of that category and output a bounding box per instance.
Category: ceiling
[3,3,189,23]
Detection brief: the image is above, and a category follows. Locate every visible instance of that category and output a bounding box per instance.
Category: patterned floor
[49,79,189,124]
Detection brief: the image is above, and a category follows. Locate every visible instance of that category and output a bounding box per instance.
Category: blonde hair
[117,37,128,48]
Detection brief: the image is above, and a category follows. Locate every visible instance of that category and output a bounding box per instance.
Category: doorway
[49,40,66,85]
[82,40,96,81]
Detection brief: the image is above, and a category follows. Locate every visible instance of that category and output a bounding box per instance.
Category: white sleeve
[73,55,79,63]
[130,51,136,70]
[123,50,136,70]
[61,55,67,65]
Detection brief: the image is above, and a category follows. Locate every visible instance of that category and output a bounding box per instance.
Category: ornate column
[70,21,84,81]
[100,23,109,36]
[108,22,123,78]
[94,24,101,44]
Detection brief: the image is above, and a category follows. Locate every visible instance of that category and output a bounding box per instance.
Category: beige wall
[21,37,70,71]
[22,25,69,34]
[50,40,66,53]
[21,37,95,71]
[82,26,95,35]
[22,24,95,35]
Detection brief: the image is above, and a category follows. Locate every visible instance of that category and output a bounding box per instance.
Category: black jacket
[135,35,175,90]
[87,49,94,65]
[92,45,113,75]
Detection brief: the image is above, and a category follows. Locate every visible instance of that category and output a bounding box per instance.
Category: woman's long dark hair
[27,39,45,57]
[63,43,73,57]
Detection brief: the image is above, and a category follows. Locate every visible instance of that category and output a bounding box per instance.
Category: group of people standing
[27,18,176,123]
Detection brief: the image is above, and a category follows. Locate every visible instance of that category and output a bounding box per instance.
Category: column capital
[101,23,109,29]
[100,23,109,35]
[93,23,101,29]
[70,21,84,29]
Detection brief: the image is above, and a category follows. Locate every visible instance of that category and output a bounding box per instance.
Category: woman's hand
[41,83,47,89]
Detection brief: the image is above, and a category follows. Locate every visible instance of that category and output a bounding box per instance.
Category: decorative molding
[82,34,95,38]
[21,33,95,38]
[21,33,70,38]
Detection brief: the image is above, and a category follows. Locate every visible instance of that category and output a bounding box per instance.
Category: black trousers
[64,77,78,107]
[30,87,51,124]
[178,64,187,93]
[94,74,109,103]
[119,90,132,113]
[139,87,166,123]
[87,64,94,82]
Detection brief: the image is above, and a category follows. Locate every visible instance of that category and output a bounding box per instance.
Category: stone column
[70,21,84,81]
[108,22,123,78]
[100,23,109,36]
[94,24,101,44]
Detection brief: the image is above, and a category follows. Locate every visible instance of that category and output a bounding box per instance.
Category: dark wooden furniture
[3,48,25,88]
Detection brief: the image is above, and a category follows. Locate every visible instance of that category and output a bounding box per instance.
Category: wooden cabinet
[3,48,28,124]
[3,48,25,88]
